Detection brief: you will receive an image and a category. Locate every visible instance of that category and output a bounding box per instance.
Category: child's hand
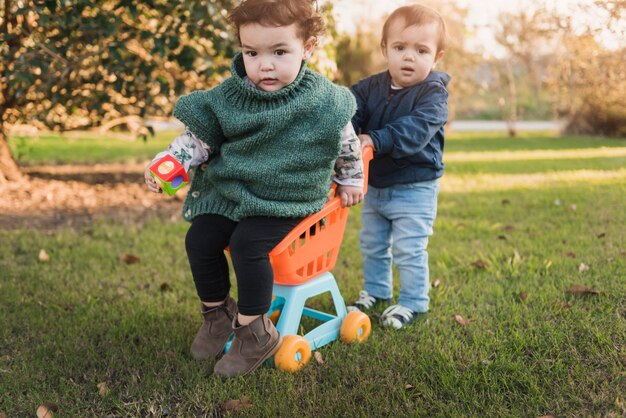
[358,134,374,149]
[336,185,364,208]
[144,163,162,193]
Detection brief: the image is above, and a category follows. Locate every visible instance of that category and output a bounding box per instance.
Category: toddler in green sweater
[144,0,363,378]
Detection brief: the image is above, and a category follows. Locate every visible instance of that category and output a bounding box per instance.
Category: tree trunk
[0,129,25,184]
[505,60,518,137]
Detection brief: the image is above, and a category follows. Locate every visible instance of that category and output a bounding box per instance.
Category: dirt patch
[0,164,185,230]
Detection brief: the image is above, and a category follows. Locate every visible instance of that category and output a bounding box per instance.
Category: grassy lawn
[1,132,625,416]
[8,130,176,166]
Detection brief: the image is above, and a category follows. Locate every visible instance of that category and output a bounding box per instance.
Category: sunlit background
[0,0,624,184]
[331,0,623,55]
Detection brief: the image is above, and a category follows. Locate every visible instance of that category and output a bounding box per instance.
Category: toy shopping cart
[266,145,375,372]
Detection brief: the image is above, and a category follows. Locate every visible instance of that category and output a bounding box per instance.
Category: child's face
[383,19,445,88]
[240,23,315,92]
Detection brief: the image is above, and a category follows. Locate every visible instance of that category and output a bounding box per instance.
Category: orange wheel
[269,309,281,325]
[274,335,311,372]
[340,311,371,344]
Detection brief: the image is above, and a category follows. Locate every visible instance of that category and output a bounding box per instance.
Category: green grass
[8,131,176,165]
[445,155,626,174]
[446,131,626,152]
[1,132,625,416]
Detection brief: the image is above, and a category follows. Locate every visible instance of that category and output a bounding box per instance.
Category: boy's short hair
[381,4,448,53]
[228,0,325,43]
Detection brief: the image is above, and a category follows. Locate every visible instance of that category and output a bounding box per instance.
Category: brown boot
[190,296,237,361]
[213,314,282,378]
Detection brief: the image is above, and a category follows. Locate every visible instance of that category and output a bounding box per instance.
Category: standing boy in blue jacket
[348,4,450,329]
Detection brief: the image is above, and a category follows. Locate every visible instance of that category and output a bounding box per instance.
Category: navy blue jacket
[351,70,451,188]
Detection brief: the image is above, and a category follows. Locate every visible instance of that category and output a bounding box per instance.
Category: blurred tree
[0,0,237,183]
[547,1,626,137]
[493,5,561,136]
[494,8,556,101]
[429,1,479,128]
[335,28,386,86]
[308,2,342,81]
[553,38,626,137]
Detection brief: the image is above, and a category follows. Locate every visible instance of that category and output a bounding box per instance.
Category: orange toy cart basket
[269,145,373,285]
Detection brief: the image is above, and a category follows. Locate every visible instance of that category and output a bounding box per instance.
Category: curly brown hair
[228,0,325,43]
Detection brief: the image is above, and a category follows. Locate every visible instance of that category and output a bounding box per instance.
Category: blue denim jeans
[359,179,440,313]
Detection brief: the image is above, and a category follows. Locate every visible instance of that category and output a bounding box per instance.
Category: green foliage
[0,0,238,130]
[489,1,626,133]
[335,29,386,86]
[558,39,626,138]
[1,133,625,415]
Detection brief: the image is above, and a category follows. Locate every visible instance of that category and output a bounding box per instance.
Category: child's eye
[245,51,257,57]
[394,46,404,51]
[275,49,286,56]
[418,49,428,54]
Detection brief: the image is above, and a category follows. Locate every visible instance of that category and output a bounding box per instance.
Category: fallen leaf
[160,350,176,359]
[457,223,466,229]
[471,259,488,270]
[510,250,522,265]
[223,396,252,413]
[1,411,6,418]
[596,232,605,238]
[36,403,59,418]
[553,199,563,206]
[503,224,515,232]
[97,381,110,397]
[160,282,171,292]
[538,415,555,418]
[518,292,528,301]
[567,285,599,296]
[38,249,50,262]
[501,199,510,205]
[554,301,572,309]
[568,204,577,212]
[544,259,553,269]
[314,351,324,364]
[405,384,415,390]
[578,263,590,272]
[564,252,576,258]
[454,314,471,326]
[120,253,140,265]
[481,353,496,365]
[432,279,441,288]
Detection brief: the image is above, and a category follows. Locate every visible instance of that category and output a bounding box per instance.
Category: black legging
[185,214,303,316]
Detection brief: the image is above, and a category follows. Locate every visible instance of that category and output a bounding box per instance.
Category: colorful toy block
[149,154,189,196]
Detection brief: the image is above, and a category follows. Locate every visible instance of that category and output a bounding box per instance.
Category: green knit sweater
[173,53,357,222]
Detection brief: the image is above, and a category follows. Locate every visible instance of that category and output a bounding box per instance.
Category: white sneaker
[380,305,420,329]
[347,290,391,313]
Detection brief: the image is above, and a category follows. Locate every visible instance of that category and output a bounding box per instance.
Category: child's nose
[260,58,274,71]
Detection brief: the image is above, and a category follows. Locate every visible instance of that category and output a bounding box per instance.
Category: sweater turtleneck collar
[228,52,312,102]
